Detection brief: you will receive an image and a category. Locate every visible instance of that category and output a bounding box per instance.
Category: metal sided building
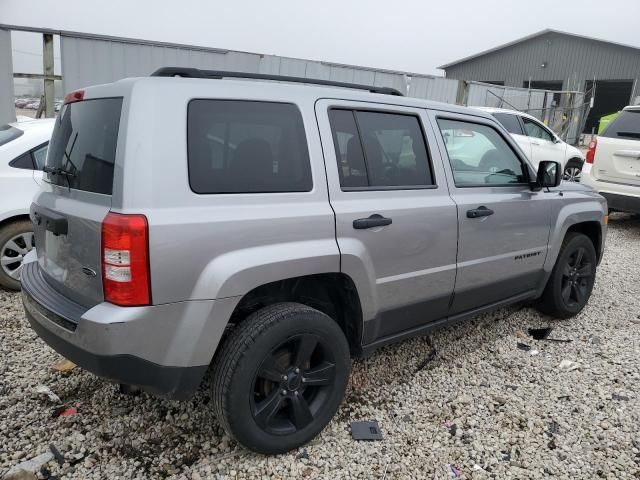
[439,29,640,132]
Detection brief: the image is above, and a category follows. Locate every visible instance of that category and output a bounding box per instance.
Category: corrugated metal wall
[443,31,640,97]
[0,29,16,124]
[59,34,459,104]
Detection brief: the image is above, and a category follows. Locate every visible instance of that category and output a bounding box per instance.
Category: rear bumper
[581,164,640,213]
[21,259,236,399]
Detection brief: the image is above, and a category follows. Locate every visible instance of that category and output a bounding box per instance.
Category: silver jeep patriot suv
[21,68,607,454]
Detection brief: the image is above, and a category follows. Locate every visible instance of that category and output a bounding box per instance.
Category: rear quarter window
[187,100,312,194]
[602,110,640,140]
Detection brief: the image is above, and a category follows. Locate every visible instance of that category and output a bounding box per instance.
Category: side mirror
[535,161,562,189]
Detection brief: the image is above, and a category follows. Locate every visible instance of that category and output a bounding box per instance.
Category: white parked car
[473,107,584,181]
[0,118,54,289]
[581,105,640,213]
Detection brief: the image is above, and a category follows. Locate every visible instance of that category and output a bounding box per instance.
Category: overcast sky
[3,0,640,76]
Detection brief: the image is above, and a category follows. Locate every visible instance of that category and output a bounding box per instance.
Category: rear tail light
[63,90,84,104]
[101,212,151,306]
[586,137,597,164]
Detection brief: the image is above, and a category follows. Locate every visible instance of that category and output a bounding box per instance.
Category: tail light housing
[64,90,84,104]
[101,212,151,306]
[586,137,597,164]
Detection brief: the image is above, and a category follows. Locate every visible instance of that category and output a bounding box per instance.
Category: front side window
[523,118,554,142]
[438,118,527,186]
[492,113,524,135]
[329,109,434,189]
[187,100,312,194]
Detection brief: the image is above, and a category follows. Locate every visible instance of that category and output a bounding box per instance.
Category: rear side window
[46,98,123,195]
[0,125,23,147]
[603,110,640,140]
[329,109,434,189]
[492,113,524,135]
[187,100,312,194]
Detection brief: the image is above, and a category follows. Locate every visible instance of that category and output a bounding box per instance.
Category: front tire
[211,302,351,454]
[537,233,596,318]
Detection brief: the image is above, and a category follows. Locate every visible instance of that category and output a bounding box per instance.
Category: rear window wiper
[43,165,76,178]
[43,165,76,192]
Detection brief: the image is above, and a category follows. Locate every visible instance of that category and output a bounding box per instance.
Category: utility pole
[43,33,55,118]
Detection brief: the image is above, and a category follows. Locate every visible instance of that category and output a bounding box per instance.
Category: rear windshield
[0,125,24,147]
[46,98,123,194]
[602,110,640,140]
[187,100,312,194]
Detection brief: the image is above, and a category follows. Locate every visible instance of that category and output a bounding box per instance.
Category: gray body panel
[22,76,607,399]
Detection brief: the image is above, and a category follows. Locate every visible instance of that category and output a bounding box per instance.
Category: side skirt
[359,290,537,357]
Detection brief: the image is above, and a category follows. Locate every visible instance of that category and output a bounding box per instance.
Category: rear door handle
[353,214,392,229]
[467,206,494,218]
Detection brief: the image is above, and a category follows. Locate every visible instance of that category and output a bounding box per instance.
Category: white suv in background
[581,105,640,213]
[0,118,54,289]
[474,107,584,181]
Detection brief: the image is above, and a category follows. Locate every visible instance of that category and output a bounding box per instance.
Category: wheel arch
[226,273,364,355]
[566,221,602,262]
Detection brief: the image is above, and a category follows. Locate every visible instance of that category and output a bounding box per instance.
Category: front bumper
[20,260,230,399]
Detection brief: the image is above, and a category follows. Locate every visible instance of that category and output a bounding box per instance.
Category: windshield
[46,98,123,194]
[0,125,24,147]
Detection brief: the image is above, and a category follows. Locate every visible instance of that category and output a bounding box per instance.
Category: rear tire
[537,232,596,318]
[0,220,34,290]
[211,302,351,454]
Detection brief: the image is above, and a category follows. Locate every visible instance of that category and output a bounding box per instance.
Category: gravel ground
[1,213,639,480]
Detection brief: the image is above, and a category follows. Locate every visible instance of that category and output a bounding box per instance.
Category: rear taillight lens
[101,212,150,306]
[586,137,597,164]
[63,90,84,104]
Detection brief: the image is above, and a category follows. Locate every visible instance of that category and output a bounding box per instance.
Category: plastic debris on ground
[558,359,580,371]
[57,407,78,417]
[3,451,54,479]
[34,385,61,403]
[51,358,76,374]
[530,349,540,356]
[49,444,65,466]
[528,327,572,343]
[447,463,462,478]
[350,420,383,441]
[516,342,531,351]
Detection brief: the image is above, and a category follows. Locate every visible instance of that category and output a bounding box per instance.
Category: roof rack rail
[150,67,404,96]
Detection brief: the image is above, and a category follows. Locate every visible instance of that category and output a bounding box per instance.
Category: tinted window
[492,113,524,135]
[47,98,123,195]
[9,152,34,170]
[602,110,640,140]
[188,100,312,194]
[0,125,23,147]
[438,119,527,186]
[32,144,48,170]
[328,109,433,189]
[328,110,368,188]
[523,118,554,142]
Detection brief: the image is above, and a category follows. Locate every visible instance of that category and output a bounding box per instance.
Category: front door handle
[353,214,392,229]
[467,206,494,219]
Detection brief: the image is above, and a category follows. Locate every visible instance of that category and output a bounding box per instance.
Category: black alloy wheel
[252,333,336,435]
[211,303,351,454]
